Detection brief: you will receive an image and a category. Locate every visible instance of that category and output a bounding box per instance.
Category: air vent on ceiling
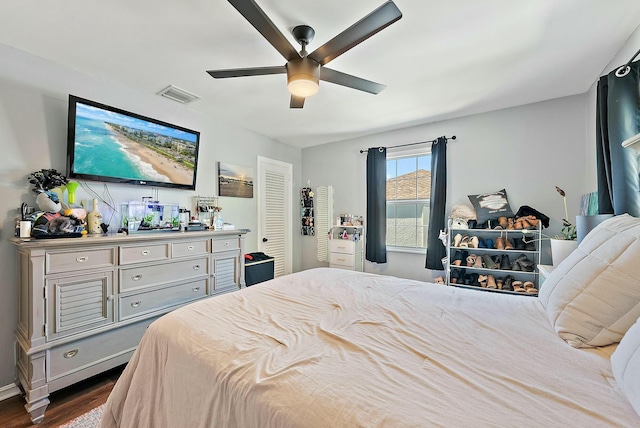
[156,85,201,104]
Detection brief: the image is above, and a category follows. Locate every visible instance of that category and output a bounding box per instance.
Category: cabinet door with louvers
[45,271,115,341]
[212,252,240,295]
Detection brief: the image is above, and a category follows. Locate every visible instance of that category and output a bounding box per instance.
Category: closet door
[257,157,292,277]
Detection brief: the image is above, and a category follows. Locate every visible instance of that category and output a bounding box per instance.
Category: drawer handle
[224,242,229,247]
[337,258,346,262]
[131,301,142,308]
[338,246,346,249]
[132,274,142,281]
[76,256,88,263]
[187,245,194,251]
[63,349,78,359]
[107,295,114,301]
[141,250,150,256]
[193,265,200,270]
[192,287,200,292]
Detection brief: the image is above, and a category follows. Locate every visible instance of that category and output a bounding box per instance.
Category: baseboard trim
[0,382,21,402]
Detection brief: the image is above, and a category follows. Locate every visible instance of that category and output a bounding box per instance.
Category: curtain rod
[615,46,640,77]
[359,135,456,154]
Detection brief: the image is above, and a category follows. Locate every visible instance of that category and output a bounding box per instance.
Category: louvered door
[258,157,292,277]
[46,271,115,341]
[316,185,334,262]
[212,253,239,294]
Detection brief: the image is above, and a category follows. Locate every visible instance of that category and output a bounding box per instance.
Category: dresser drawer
[212,237,240,253]
[172,240,209,258]
[329,252,355,267]
[329,240,356,254]
[120,257,208,292]
[120,279,208,320]
[47,319,152,381]
[119,243,169,265]
[46,248,116,274]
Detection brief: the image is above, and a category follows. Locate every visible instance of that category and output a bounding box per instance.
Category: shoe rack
[445,219,542,296]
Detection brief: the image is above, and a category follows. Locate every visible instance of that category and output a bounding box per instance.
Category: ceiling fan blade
[320,67,386,94]
[228,0,300,61]
[308,1,402,66]
[290,95,305,109]
[207,66,286,78]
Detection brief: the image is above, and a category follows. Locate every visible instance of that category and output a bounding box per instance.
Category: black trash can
[244,252,275,286]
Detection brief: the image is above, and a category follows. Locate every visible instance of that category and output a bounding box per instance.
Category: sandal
[469,236,479,249]
[453,233,463,247]
[486,275,497,289]
[466,254,477,267]
[433,276,445,284]
[496,277,504,290]
[474,255,484,268]
[459,235,470,248]
[524,281,537,293]
[512,280,525,292]
[478,275,488,287]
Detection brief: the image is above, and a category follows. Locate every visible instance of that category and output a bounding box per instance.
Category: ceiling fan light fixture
[286,58,320,97]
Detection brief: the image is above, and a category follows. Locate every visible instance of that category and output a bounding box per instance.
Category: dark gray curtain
[596,61,640,216]
[366,147,387,263]
[425,137,447,269]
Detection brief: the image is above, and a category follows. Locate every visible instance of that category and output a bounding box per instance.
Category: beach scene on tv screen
[73,102,197,185]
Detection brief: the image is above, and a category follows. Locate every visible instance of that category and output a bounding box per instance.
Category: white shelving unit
[446,219,541,296]
[328,225,364,271]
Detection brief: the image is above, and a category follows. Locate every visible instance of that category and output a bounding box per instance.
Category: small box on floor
[244,252,275,286]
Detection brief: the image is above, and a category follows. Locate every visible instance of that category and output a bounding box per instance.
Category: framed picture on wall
[218,162,254,198]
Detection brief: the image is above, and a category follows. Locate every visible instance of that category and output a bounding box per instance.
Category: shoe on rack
[469,273,480,286]
[474,254,484,268]
[453,233,463,247]
[503,275,515,291]
[495,236,505,250]
[496,277,504,290]
[466,254,477,267]
[501,254,511,270]
[478,275,488,287]
[450,268,461,284]
[469,236,479,249]
[477,237,487,248]
[524,281,538,293]
[512,280,525,292]
[459,235,470,248]
[513,237,525,250]
[504,237,514,250]
[492,255,502,269]
[498,216,508,229]
[523,236,536,251]
[485,238,494,249]
[515,254,534,271]
[507,218,515,230]
[486,275,497,289]
[451,250,463,266]
[482,254,497,269]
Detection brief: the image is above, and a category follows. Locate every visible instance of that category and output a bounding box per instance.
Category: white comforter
[100,268,639,427]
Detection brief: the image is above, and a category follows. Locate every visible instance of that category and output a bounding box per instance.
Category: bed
[101,215,640,428]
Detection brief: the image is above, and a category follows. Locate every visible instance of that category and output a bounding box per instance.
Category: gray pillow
[467,189,514,225]
[538,214,640,348]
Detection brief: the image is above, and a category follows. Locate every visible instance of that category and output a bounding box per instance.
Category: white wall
[301,94,589,281]
[0,44,302,389]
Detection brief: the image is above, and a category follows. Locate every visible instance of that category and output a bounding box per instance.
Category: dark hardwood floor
[0,365,124,427]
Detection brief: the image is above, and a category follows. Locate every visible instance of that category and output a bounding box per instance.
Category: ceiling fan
[207,0,402,109]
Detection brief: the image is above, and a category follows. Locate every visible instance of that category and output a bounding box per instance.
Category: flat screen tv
[66,95,200,191]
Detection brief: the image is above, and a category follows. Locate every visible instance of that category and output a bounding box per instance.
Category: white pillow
[612,317,640,417]
[539,214,640,348]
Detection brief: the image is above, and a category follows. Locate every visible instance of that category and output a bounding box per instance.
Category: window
[386,152,431,249]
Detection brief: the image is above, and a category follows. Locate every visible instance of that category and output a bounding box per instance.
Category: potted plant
[550,186,578,266]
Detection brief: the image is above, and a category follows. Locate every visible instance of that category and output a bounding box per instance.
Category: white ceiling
[1,0,639,148]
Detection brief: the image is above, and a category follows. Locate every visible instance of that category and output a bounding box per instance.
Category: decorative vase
[87,198,103,234]
[550,238,578,266]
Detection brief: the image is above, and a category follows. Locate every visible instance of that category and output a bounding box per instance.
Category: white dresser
[328,226,363,271]
[12,229,248,424]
